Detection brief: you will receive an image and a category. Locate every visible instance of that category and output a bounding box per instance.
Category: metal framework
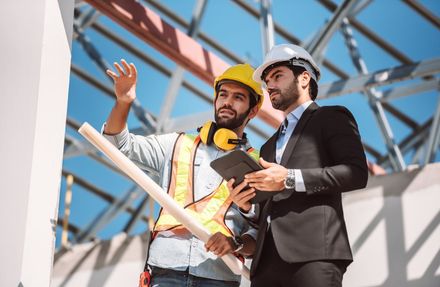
[58,0,440,253]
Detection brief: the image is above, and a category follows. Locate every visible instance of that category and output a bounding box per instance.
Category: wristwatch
[284,169,295,189]
[232,236,244,252]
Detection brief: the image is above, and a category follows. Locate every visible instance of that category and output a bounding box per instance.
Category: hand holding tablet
[210,150,273,203]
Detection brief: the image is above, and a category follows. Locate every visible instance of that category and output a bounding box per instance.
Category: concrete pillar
[0,1,73,286]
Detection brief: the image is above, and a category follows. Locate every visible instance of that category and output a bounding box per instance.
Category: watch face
[284,177,295,189]
[233,236,244,252]
[234,236,244,245]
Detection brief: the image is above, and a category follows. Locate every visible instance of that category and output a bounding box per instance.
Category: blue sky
[57,0,440,246]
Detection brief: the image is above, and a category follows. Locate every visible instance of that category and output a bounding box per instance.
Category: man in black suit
[228,44,368,287]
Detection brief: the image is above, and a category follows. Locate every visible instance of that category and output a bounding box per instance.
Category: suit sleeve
[301,107,368,195]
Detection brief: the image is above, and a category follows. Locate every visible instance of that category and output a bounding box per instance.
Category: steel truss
[58,0,440,250]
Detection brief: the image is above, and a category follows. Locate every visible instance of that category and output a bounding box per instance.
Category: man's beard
[269,79,300,111]
[215,107,250,130]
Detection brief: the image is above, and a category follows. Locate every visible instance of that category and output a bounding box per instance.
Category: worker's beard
[215,107,250,130]
[270,78,300,111]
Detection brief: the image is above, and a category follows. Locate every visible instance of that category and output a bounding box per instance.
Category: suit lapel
[262,131,279,163]
[280,102,319,166]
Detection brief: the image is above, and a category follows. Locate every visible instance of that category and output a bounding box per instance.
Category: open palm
[106,59,137,103]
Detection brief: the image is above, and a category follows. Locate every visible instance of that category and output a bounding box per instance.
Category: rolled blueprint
[78,122,250,279]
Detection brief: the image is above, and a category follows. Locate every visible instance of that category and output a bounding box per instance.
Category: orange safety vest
[153,133,259,237]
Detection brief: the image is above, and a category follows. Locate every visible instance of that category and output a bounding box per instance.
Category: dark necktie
[280,118,289,135]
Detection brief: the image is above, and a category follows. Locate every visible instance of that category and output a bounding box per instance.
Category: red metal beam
[84,0,283,127]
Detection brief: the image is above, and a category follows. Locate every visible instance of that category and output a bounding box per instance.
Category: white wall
[343,163,440,287]
[0,1,73,286]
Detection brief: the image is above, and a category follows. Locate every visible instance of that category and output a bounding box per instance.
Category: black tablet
[210,150,273,203]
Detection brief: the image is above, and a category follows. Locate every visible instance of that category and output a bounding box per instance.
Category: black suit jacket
[250,102,368,276]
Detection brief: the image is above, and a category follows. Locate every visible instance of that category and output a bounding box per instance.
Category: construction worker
[103,60,264,287]
[229,44,368,287]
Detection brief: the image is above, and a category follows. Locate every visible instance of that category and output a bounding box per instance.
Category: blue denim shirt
[103,126,257,282]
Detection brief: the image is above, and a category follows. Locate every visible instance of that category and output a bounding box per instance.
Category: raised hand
[106,59,137,104]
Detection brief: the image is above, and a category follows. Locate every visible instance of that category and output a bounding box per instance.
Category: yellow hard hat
[214,63,264,110]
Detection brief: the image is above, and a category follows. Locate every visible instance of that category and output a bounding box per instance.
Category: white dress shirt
[275,100,314,192]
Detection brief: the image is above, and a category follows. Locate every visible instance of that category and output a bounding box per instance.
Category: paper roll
[78,122,250,279]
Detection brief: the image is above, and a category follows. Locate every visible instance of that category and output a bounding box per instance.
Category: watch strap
[232,236,244,252]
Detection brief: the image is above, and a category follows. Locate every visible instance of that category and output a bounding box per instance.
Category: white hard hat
[253,44,321,83]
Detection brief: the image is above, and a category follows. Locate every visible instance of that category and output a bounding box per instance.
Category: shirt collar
[286,100,313,123]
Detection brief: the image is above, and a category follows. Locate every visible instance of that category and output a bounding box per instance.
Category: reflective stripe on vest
[154,133,259,237]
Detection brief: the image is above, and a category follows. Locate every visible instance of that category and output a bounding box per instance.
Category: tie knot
[281,118,289,134]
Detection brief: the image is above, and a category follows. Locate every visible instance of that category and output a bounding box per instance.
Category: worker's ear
[247,104,259,120]
[299,71,311,88]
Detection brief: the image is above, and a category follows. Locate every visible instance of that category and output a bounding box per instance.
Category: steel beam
[348,0,373,17]
[403,0,440,30]
[80,23,214,104]
[319,57,440,99]
[341,19,406,171]
[84,0,228,84]
[64,134,95,158]
[61,170,151,225]
[143,0,245,64]
[381,102,419,131]
[76,6,101,31]
[156,0,207,132]
[259,0,275,55]
[363,143,382,161]
[317,0,413,65]
[123,196,150,234]
[231,0,349,79]
[378,119,432,168]
[73,14,156,133]
[308,0,357,64]
[423,95,440,164]
[75,185,144,243]
[380,78,440,102]
[84,0,284,128]
[57,217,80,236]
[61,174,74,247]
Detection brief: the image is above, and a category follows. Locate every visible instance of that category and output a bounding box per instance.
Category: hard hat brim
[253,58,284,84]
[216,79,261,106]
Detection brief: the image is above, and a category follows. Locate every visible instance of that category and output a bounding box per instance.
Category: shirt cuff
[101,123,129,149]
[294,169,306,192]
[242,227,258,241]
[238,204,255,217]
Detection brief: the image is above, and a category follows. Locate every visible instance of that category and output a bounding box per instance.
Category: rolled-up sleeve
[101,124,130,149]
[101,123,178,175]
